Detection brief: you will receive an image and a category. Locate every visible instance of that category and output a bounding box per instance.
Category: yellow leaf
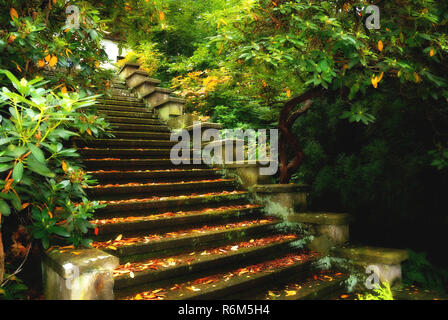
[160,11,165,21]
[129,271,135,279]
[37,60,45,68]
[429,49,434,57]
[61,160,68,172]
[115,234,123,241]
[268,291,279,297]
[45,55,51,63]
[414,72,421,83]
[135,294,143,300]
[14,62,22,72]
[371,76,378,89]
[10,8,18,20]
[377,71,384,83]
[61,86,67,94]
[186,286,201,292]
[8,35,17,44]
[286,89,291,98]
[49,55,58,67]
[71,251,82,255]
[86,128,92,136]
[107,245,117,250]
[285,290,297,296]
[65,48,72,58]
[378,40,383,52]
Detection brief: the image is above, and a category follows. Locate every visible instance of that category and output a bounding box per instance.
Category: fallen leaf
[10,8,18,20]
[186,286,201,292]
[285,290,297,296]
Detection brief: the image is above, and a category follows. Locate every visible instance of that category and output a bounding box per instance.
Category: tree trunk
[278,87,324,183]
[0,214,4,283]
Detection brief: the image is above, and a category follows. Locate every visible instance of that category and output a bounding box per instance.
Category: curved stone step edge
[97,220,278,258]
[96,191,251,213]
[114,236,296,291]
[93,205,262,236]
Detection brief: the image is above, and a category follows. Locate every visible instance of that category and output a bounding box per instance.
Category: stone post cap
[184,122,223,132]
[125,69,152,80]
[117,63,140,75]
[44,247,119,279]
[213,160,278,168]
[287,212,352,225]
[152,97,186,109]
[334,246,409,265]
[251,183,310,193]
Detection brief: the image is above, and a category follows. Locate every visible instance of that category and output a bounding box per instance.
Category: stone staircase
[73,78,348,300]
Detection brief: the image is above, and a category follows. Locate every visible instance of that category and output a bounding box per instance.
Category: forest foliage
[0,0,447,297]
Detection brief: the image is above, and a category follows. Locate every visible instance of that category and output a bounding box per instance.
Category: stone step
[117,252,317,300]
[108,123,170,132]
[107,90,138,99]
[75,138,177,148]
[97,105,154,114]
[95,191,250,214]
[105,117,162,125]
[113,234,299,291]
[86,168,221,183]
[79,147,173,158]
[236,270,348,300]
[98,110,158,119]
[92,218,279,258]
[85,179,237,197]
[93,204,262,236]
[98,99,146,108]
[83,158,204,171]
[106,131,171,140]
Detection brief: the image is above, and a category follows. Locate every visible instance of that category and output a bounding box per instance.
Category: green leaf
[0,199,11,216]
[28,144,45,163]
[12,162,23,182]
[51,226,71,238]
[26,155,55,178]
[0,163,13,173]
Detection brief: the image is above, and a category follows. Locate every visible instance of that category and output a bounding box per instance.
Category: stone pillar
[215,162,275,189]
[287,212,351,254]
[125,70,152,89]
[251,184,310,216]
[117,63,140,80]
[334,246,409,286]
[42,247,119,300]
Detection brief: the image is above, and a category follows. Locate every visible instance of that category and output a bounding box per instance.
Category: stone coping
[251,183,310,193]
[134,78,162,88]
[334,246,409,265]
[213,160,278,168]
[142,87,172,99]
[204,138,244,147]
[152,97,186,108]
[117,63,140,75]
[287,212,352,225]
[125,69,150,80]
[43,247,119,279]
[184,122,223,132]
